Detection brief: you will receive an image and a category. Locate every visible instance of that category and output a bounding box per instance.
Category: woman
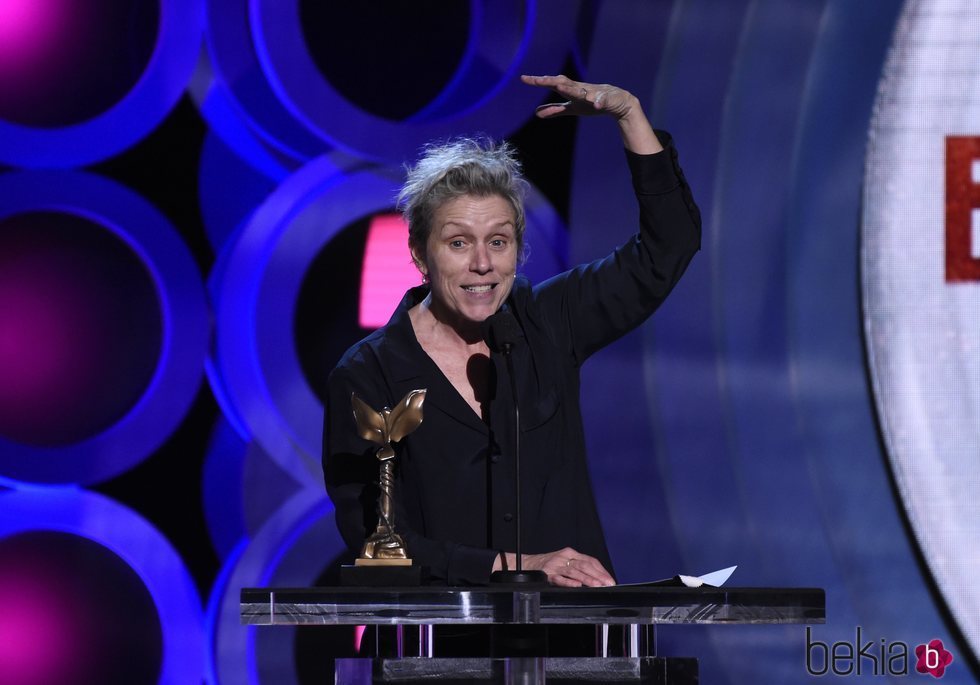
[323,74,701,587]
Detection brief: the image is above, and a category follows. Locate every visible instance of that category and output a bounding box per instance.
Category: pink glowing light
[0,568,86,685]
[0,0,71,74]
[0,259,100,423]
[0,277,78,399]
[0,214,163,447]
[358,214,420,329]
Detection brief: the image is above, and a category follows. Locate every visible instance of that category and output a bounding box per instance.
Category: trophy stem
[357,457,410,563]
[379,459,395,527]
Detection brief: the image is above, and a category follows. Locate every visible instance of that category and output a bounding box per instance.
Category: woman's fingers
[523,74,589,116]
[533,102,574,119]
[520,73,573,90]
[564,554,616,587]
[525,547,616,587]
[522,74,634,120]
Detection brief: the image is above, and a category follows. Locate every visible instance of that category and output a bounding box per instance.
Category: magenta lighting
[0,171,208,486]
[0,531,163,685]
[0,0,200,167]
[0,213,161,448]
[0,0,68,73]
[359,214,418,329]
[0,557,84,685]
[0,0,157,129]
[0,490,204,682]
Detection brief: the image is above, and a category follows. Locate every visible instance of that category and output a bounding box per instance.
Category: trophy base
[340,563,425,587]
[354,557,412,566]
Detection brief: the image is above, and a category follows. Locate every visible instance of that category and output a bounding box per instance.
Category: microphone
[482,310,522,353]
[483,311,547,586]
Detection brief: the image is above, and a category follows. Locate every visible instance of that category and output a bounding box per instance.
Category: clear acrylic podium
[241,585,825,684]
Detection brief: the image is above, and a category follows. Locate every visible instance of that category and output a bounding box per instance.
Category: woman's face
[413,193,518,330]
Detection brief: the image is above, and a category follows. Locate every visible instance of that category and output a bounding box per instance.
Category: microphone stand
[489,325,546,586]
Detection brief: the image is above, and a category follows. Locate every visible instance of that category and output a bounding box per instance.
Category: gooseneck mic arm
[482,310,547,585]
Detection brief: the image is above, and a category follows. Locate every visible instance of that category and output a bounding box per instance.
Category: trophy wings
[351,389,426,445]
[351,393,387,445]
[386,389,426,443]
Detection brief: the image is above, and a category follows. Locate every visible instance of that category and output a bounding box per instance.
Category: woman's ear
[409,244,427,276]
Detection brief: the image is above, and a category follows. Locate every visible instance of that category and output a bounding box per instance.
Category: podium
[241,585,824,683]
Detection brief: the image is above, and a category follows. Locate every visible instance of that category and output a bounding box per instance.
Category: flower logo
[915,639,953,678]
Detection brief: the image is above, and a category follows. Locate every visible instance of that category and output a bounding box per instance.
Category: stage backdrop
[0,1,977,683]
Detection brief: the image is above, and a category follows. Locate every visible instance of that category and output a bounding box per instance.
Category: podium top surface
[240,585,825,626]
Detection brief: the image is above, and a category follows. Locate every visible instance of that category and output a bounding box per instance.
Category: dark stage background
[1,1,978,683]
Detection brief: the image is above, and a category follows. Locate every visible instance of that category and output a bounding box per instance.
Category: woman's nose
[470,245,491,273]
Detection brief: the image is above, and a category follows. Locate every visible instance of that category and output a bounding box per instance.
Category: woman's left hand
[520,74,638,120]
[521,74,662,154]
[522,547,616,588]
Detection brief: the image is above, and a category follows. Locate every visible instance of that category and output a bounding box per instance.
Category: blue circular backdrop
[0,171,209,485]
[0,489,206,684]
[0,0,204,168]
[251,0,578,161]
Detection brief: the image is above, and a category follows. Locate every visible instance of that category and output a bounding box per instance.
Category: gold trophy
[350,389,425,571]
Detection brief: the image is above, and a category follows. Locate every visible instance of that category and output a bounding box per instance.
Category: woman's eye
[450,240,464,248]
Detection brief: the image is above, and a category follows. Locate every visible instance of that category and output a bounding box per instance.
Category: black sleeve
[530,131,702,364]
[322,363,384,559]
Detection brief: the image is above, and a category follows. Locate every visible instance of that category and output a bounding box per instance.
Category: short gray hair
[397,136,528,265]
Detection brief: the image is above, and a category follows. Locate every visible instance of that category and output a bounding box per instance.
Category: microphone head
[482,310,522,353]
